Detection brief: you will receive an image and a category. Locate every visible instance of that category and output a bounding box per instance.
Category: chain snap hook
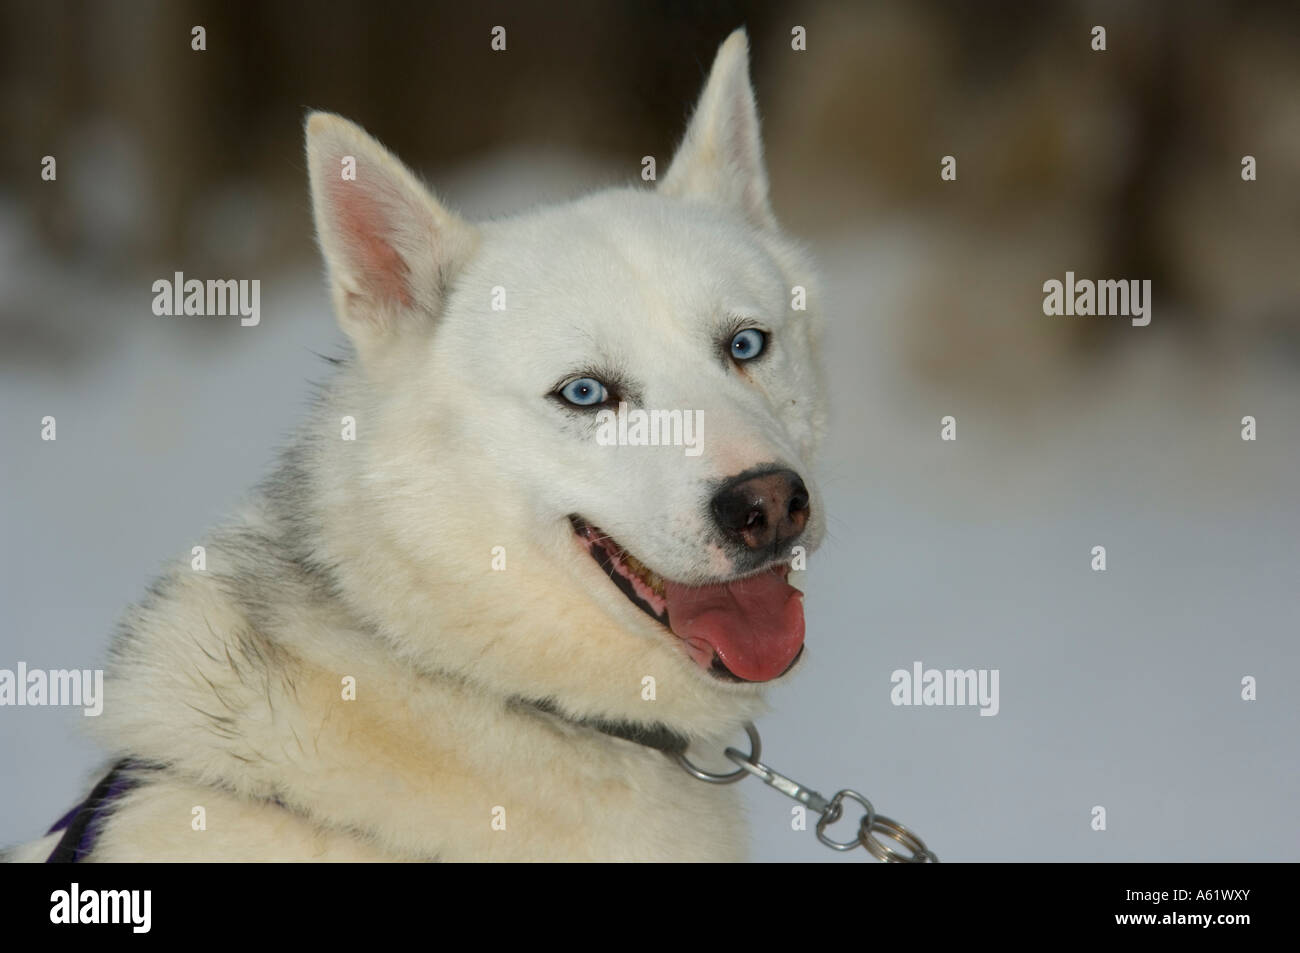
[673,721,938,862]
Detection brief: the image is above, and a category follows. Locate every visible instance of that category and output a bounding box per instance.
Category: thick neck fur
[89,359,765,858]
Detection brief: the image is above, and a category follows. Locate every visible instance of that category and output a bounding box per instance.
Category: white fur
[9,29,827,862]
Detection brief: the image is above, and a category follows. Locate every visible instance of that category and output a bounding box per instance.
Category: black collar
[513,697,690,755]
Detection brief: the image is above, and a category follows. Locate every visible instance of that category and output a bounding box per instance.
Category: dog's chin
[568,515,806,684]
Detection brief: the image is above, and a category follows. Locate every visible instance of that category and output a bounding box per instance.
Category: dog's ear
[660,29,776,230]
[305,112,477,359]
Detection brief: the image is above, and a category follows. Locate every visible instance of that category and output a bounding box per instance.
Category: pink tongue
[664,571,805,682]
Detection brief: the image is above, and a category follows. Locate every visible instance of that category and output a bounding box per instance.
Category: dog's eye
[729,328,766,362]
[558,377,609,407]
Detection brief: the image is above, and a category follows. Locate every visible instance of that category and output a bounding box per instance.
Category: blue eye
[730,328,766,362]
[559,377,608,407]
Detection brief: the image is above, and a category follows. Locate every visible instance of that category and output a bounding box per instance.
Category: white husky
[9,29,826,862]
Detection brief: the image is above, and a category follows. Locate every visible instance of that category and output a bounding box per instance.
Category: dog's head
[304,31,828,735]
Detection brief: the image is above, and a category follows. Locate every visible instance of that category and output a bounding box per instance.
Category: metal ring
[860,814,936,863]
[816,789,876,851]
[672,721,761,784]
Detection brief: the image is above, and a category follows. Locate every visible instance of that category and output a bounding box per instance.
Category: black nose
[710,468,810,552]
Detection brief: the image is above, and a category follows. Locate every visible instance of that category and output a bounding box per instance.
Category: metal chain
[672,721,938,862]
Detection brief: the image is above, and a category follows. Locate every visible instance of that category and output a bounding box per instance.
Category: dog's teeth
[622,554,665,596]
[577,522,665,600]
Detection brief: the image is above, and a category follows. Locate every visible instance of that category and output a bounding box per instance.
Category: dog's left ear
[660,29,776,231]
[305,112,477,363]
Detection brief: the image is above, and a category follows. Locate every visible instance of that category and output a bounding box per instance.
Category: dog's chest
[434,744,751,862]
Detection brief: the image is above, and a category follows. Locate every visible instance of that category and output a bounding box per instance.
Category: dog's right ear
[305,112,477,361]
[660,30,776,231]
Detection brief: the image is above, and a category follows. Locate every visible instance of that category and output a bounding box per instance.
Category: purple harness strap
[45,760,146,863]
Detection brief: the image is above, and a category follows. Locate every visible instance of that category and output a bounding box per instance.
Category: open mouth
[570,516,805,683]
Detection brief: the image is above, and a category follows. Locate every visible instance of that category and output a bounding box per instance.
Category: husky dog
[9,29,826,862]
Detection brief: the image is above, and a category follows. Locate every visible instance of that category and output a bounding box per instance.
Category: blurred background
[2,0,1298,860]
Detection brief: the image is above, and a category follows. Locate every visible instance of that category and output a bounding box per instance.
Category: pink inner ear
[330,180,414,309]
